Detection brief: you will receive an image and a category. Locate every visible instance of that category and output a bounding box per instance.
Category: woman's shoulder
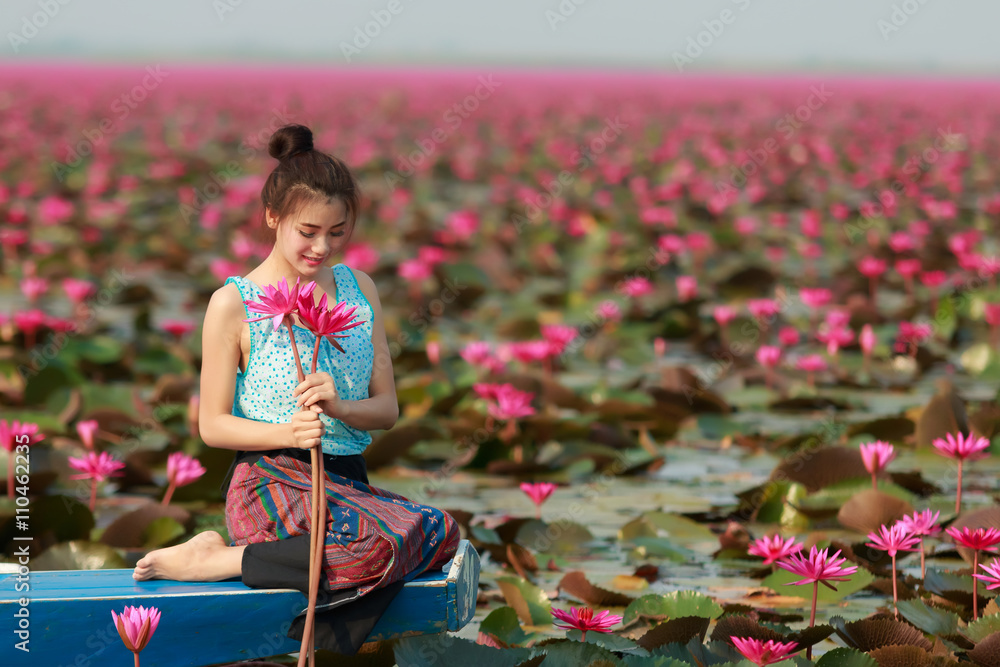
[341,264,379,309]
[207,279,247,319]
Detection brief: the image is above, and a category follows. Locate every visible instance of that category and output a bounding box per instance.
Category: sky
[1,0,997,74]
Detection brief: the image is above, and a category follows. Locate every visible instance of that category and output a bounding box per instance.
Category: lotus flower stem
[919,537,926,579]
[89,480,97,513]
[286,325,306,385]
[974,549,980,621]
[956,461,963,515]
[891,553,899,618]
[6,451,13,500]
[807,581,818,660]
[161,483,176,506]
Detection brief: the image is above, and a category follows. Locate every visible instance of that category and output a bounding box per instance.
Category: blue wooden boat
[0,539,479,667]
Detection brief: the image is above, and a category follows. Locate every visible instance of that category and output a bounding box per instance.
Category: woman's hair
[259,124,360,243]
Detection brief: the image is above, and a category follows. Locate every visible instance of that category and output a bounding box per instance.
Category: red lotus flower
[507,340,553,363]
[859,324,877,356]
[62,278,96,304]
[68,451,125,512]
[731,637,800,666]
[520,482,556,519]
[947,526,1000,620]
[398,258,433,281]
[112,604,161,661]
[551,606,622,641]
[777,546,859,628]
[897,509,941,578]
[243,276,313,331]
[798,288,832,310]
[20,276,48,303]
[747,534,803,566]
[676,275,698,302]
[747,299,780,322]
[713,305,736,327]
[777,326,799,347]
[160,319,196,339]
[620,277,653,297]
[487,385,535,421]
[867,522,920,616]
[296,290,362,340]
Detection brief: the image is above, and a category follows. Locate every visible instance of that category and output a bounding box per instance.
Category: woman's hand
[290,407,325,449]
[293,372,343,419]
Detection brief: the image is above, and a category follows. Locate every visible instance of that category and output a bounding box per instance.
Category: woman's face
[267,197,349,276]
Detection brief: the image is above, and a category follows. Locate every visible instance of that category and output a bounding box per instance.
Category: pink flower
[243,276,313,332]
[461,342,494,366]
[520,482,556,519]
[68,451,126,482]
[62,278,97,304]
[75,419,99,450]
[798,288,832,310]
[426,341,440,365]
[747,299,780,322]
[160,320,196,339]
[417,246,450,266]
[888,232,916,253]
[756,345,782,368]
[596,300,622,322]
[747,534,803,565]
[487,385,535,421]
[209,258,244,285]
[777,327,800,347]
[38,195,74,225]
[541,324,578,356]
[895,321,933,353]
[13,309,47,338]
[777,545,859,586]
[20,276,49,303]
[398,258,433,281]
[1,421,44,452]
[443,210,479,242]
[551,606,622,641]
[343,244,380,273]
[866,523,920,558]
[472,382,503,401]
[816,326,854,356]
[897,510,941,537]
[920,271,948,288]
[973,558,1000,590]
[111,605,161,654]
[825,309,850,329]
[166,452,206,488]
[676,275,698,302]
[796,354,827,373]
[508,340,553,364]
[731,637,800,667]
[945,526,1000,553]
[620,277,653,298]
[932,432,990,462]
[296,290,363,341]
[859,324,876,355]
[657,234,685,255]
[895,258,922,278]
[713,305,736,327]
[858,256,887,278]
[985,304,1000,327]
[859,440,895,477]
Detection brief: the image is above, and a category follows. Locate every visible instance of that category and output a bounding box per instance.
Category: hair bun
[268,124,314,162]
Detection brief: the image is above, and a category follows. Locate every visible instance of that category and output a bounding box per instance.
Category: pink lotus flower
[895,258,922,278]
[777,546,859,626]
[62,278,97,304]
[342,244,380,273]
[895,321,933,355]
[933,432,990,514]
[1,420,44,499]
[551,606,622,641]
[777,326,800,347]
[20,276,49,303]
[747,299,780,322]
[161,452,207,505]
[859,256,887,278]
[676,275,698,302]
[426,341,440,365]
[825,309,850,329]
[860,324,877,357]
[68,451,126,512]
[487,385,535,421]
[508,340,553,364]
[38,195,74,225]
[595,300,622,322]
[209,258,244,285]
[713,305,736,327]
[816,325,854,357]
[520,481,556,519]
[442,210,479,243]
[417,246,450,266]
[946,526,1000,619]
[920,270,948,288]
[859,440,895,490]
[897,509,941,578]
[657,234,685,255]
[243,276,313,332]
[798,288,832,310]
[888,232,916,253]
[461,342,494,366]
[747,534,803,566]
[731,637,800,667]
[230,235,257,260]
[866,523,920,616]
[296,290,362,341]
[973,558,1000,591]
[620,276,653,298]
[398,258,433,281]
[540,324,578,356]
[160,319,196,340]
[795,354,827,387]
[756,345,781,389]
[112,604,161,662]
[75,419,99,450]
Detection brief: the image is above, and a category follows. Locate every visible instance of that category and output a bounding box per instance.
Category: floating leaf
[99,503,191,549]
[515,519,593,556]
[770,446,867,492]
[529,638,623,667]
[814,647,878,667]
[829,615,932,652]
[895,598,960,636]
[867,644,934,667]
[967,632,1000,667]
[142,516,186,549]
[394,635,532,667]
[837,489,913,535]
[33,540,128,570]
[636,616,711,650]
[558,571,634,607]
[963,614,1000,644]
[497,576,552,626]
[478,606,532,647]
[629,537,698,563]
[622,592,723,625]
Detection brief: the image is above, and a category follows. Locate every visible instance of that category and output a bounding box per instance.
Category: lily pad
[622,591,724,625]
[497,575,552,626]
[32,540,128,570]
[895,598,960,636]
[814,647,878,667]
[761,567,874,602]
[478,606,533,647]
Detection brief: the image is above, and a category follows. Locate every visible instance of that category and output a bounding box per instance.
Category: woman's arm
[330,269,399,431]
[197,283,295,451]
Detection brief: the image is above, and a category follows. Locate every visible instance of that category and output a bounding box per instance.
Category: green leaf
[814,647,878,667]
[622,592,724,625]
[753,481,810,530]
[133,348,190,375]
[760,567,874,602]
[394,635,532,667]
[629,537,698,563]
[895,598,960,636]
[497,576,552,626]
[471,524,502,545]
[76,335,125,364]
[32,541,127,570]
[641,512,719,545]
[515,519,594,555]
[531,638,624,667]
[962,612,1000,643]
[934,296,957,342]
[23,363,81,406]
[141,517,186,549]
[478,606,531,647]
[622,656,693,667]
[923,569,974,595]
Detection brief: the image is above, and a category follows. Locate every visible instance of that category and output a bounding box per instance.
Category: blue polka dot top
[223,263,375,456]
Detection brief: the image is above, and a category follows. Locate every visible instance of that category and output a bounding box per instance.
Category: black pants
[225,449,405,656]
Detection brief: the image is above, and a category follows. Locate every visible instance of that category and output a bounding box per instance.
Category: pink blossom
[111,605,161,655]
[20,277,48,303]
[68,451,126,483]
[731,637,800,667]
[63,278,97,304]
[713,305,736,327]
[343,244,380,273]
[75,419,99,450]
[747,299,780,321]
[974,558,1000,591]
[777,326,800,347]
[620,277,653,298]
[895,258,922,278]
[859,440,895,478]
[160,320,196,339]
[747,534,803,565]
[888,232,916,253]
[398,258,433,281]
[859,256,887,278]
[933,432,990,462]
[487,384,535,421]
[897,509,941,537]
[551,606,622,641]
[541,324,578,356]
[595,300,622,322]
[859,324,877,355]
[520,482,556,518]
[426,341,440,365]
[776,545,858,586]
[825,310,850,329]
[508,340,552,364]
[796,354,827,373]
[919,271,948,288]
[676,276,698,302]
[166,452,207,488]
[37,195,74,225]
[756,345,782,368]
[798,288,832,310]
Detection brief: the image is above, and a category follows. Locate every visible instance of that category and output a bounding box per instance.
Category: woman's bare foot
[133,531,246,582]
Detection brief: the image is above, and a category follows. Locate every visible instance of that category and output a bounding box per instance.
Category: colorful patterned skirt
[226,453,459,596]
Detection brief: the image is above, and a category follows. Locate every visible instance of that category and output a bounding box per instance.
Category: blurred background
[3,3,1000,666]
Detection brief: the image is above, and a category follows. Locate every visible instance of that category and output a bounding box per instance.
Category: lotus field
[4,64,1000,665]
